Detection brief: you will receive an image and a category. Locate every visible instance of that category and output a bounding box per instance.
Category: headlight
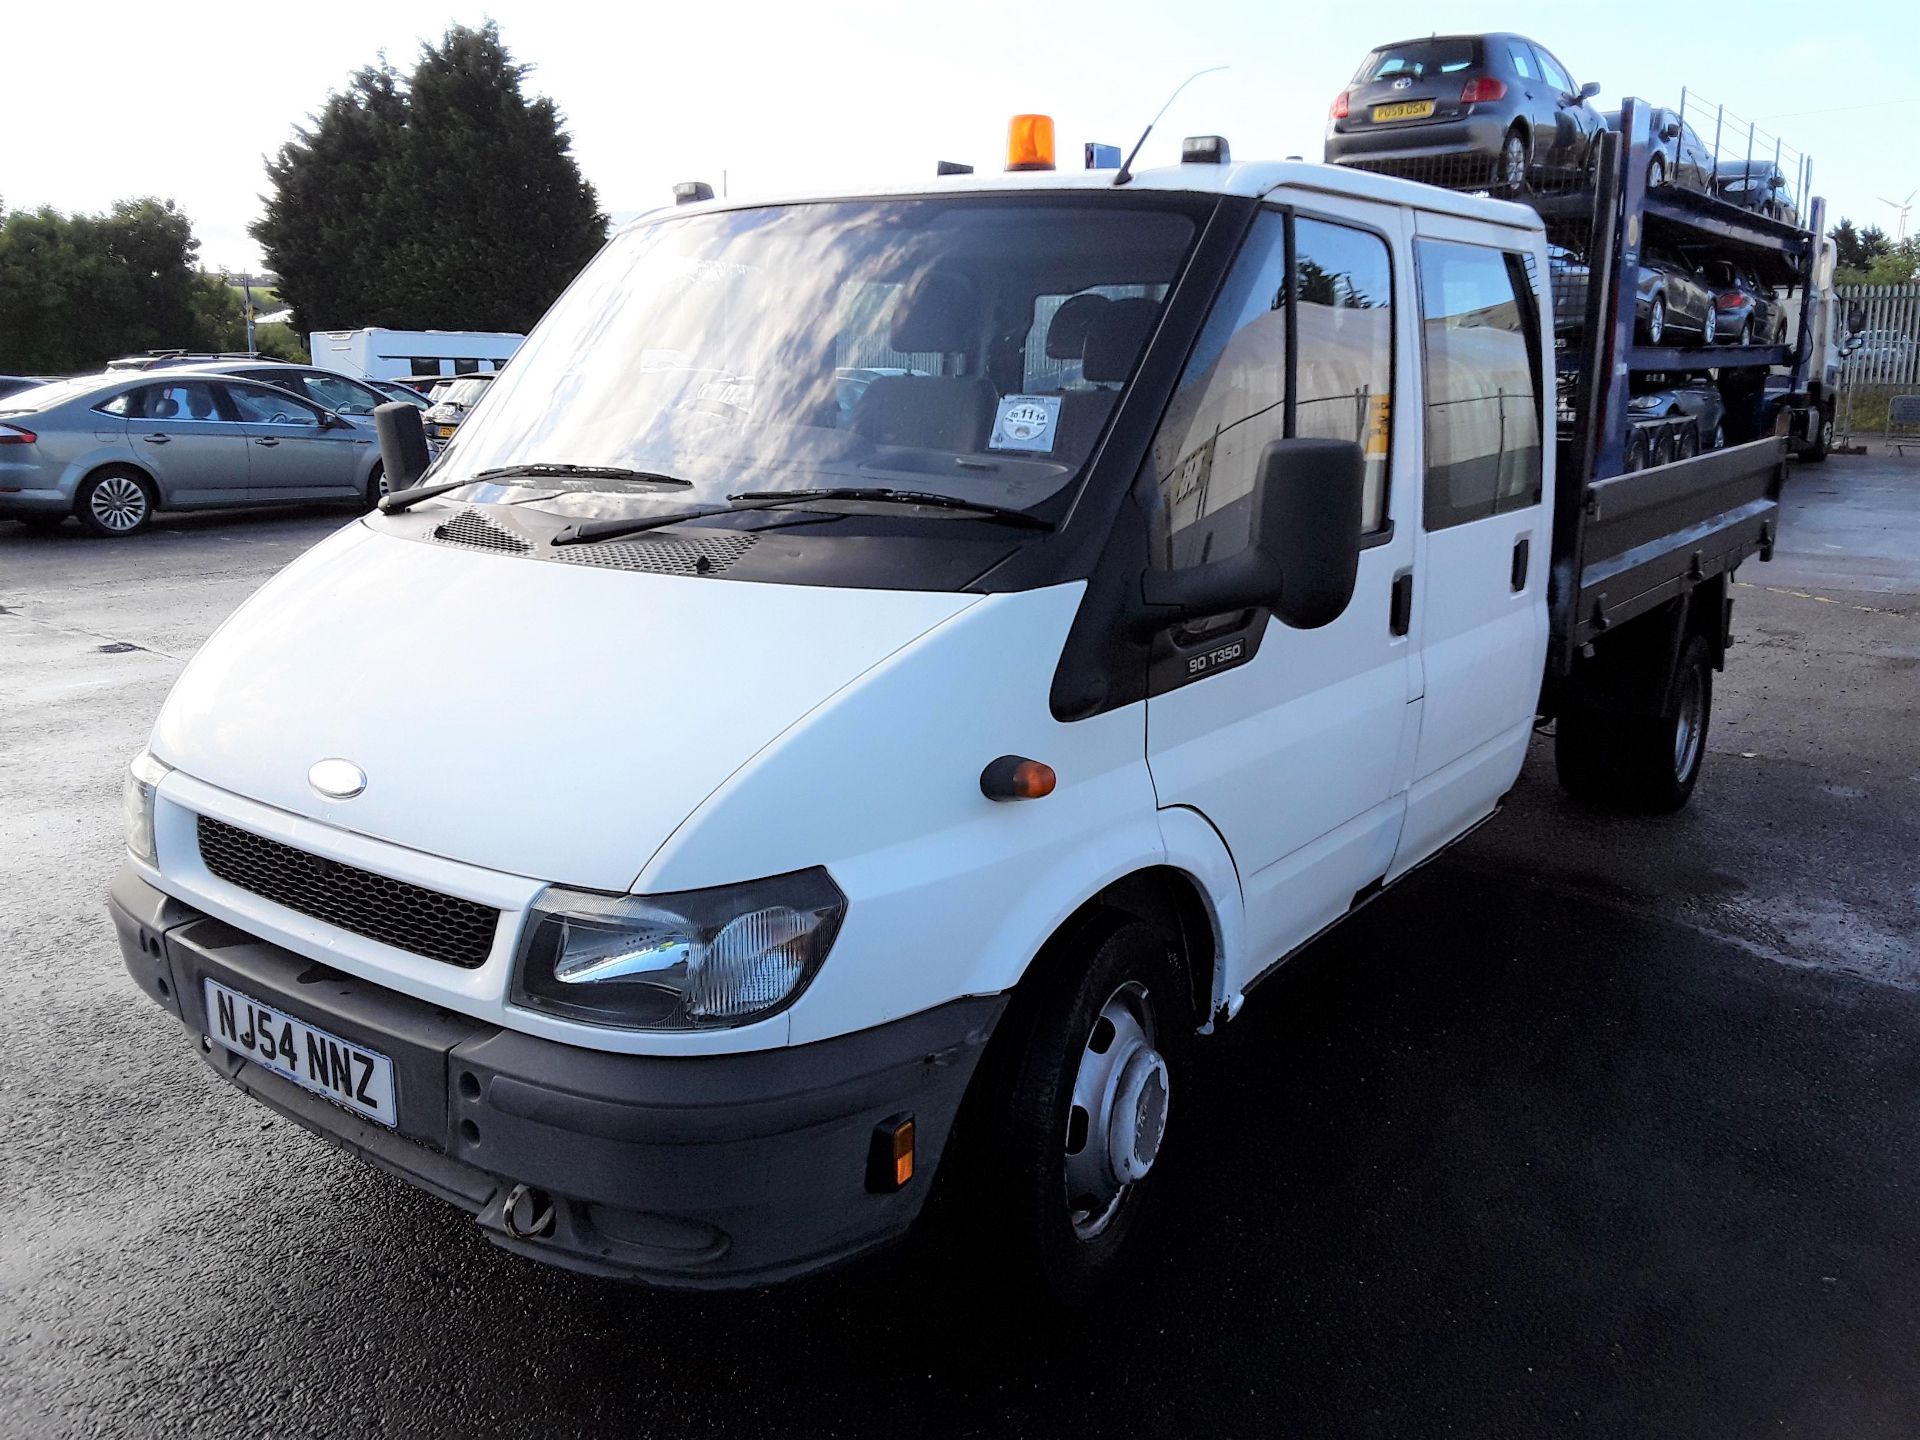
[511,868,847,1030]
[123,749,171,864]
[1627,396,1663,414]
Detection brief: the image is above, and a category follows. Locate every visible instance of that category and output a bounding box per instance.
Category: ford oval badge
[309,758,367,800]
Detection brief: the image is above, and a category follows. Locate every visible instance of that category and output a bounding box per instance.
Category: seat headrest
[151,397,180,418]
[1046,293,1112,359]
[889,272,977,353]
[1081,297,1159,383]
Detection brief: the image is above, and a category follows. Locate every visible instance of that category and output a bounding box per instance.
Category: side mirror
[373,401,432,492]
[1768,175,1785,190]
[1660,121,1681,142]
[1139,437,1364,631]
[1847,301,1869,335]
[1579,81,1602,100]
[319,410,346,429]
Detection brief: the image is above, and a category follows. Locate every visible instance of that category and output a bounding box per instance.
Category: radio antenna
[1114,65,1228,186]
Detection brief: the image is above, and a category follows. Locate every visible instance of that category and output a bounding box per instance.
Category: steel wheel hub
[90,477,147,531]
[1064,981,1166,1239]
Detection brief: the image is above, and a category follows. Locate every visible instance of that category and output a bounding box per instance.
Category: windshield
[426,197,1200,516]
[0,377,114,414]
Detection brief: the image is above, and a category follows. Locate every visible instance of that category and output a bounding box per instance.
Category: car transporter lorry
[113,99,1825,1300]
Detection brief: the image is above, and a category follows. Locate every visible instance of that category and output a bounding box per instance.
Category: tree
[0,198,217,371]
[1833,219,1903,285]
[253,24,608,335]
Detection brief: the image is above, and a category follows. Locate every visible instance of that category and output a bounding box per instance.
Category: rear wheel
[1651,426,1676,467]
[1739,317,1753,347]
[1624,429,1650,472]
[1643,294,1667,346]
[76,469,154,538]
[365,463,388,509]
[953,913,1191,1306]
[1676,422,1699,460]
[1702,304,1717,346]
[1555,635,1713,813]
[1496,131,1528,197]
[1803,411,1833,463]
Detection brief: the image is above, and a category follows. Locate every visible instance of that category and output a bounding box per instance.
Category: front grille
[432,509,529,553]
[195,815,499,969]
[554,533,756,576]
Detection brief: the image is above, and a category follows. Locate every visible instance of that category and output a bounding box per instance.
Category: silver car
[0,370,384,537]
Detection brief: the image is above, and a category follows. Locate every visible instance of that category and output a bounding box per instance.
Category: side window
[1506,43,1536,81]
[1534,48,1574,95]
[1149,210,1290,569]
[138,382,222,423]
[1148,210,1396,570]
[1293,218,1393,534]
[95,392,133,418]
[225,384,322,426]
[1416,240,1543,530]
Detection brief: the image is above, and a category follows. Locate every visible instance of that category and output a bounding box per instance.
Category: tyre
[1738,317,1753,347]
[1676,422,1699,460]
[1647,154,1667,190]
[76,469,155,537]
[1802,412,1833,463]
[1643,294,1666,346]
[1555,634,1713,813]
[1496,130,1528,197]
[1651,426,1676,467]
[1624,430,1650,472]
[365,463,388,509]
[953,913,1191,1305]
[1710,421,1726,450]
[1702,305,1717,347]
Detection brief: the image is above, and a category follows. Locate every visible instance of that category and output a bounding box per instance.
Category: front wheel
[1802,412,1833,463]
[365,463,389,508]
[1739,317,1754,347]
[1702,304,1717,346]
[1647,154,1667,190]
[1643,294,1666,346]
[954,914,1190,1305]
[1555,634,1713,813]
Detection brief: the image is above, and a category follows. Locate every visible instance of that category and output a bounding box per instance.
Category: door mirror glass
[1579,80,1602,100]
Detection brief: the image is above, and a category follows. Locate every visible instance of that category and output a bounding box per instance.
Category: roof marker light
[1180,135,1231,165]
[672,181,714,205]
[1085,142,1123,170]
[1006,114,1056,172]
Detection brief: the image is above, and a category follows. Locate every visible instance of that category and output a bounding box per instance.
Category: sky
[3,0,1915,288]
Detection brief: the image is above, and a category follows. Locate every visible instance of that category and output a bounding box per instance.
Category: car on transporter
[1324,32,1606,194]
[0,370,384,535]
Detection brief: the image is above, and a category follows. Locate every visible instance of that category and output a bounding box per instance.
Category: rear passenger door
[1394,225,1550,874]
[125,380,251,506]
[1144,204,1420,986]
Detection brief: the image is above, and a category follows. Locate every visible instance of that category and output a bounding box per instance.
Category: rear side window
[1416,240,1543,529]
[132,381,223,422]
[1506,43,1536,81]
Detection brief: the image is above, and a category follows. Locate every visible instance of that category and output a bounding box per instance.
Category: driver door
[1144,204,1421,990]
[222,381,368,500]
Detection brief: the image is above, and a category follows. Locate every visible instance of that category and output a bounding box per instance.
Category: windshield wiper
[727,488,1052,528]
[552,487,1051,548]
[474,464,693,487]
[378,478,477,514]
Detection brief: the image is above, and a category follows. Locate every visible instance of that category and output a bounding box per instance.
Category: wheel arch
[77,456,158,495]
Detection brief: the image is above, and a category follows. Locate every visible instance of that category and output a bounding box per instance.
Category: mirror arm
[1136,552,1280,635]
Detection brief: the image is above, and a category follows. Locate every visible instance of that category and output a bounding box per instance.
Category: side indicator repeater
[980,755,1056,801]
[867,1114,916,1192]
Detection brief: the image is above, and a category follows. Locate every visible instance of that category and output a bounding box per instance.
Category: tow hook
[504,1183,557,1240]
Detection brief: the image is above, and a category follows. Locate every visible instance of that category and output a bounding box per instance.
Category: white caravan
[307,327,523,382]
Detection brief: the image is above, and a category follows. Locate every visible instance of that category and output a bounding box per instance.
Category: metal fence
[1836,284,1920,445]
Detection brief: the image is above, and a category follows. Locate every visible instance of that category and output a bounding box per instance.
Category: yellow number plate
[1372,100,1436,122]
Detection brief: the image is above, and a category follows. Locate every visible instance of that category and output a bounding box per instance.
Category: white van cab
[114,129,1716,1299]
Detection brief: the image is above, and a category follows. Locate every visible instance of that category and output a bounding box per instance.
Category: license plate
[1372,100,1436,121]
[203,978,397,1127]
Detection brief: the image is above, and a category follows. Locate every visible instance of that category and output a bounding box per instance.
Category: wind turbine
[1880,189,1916,244]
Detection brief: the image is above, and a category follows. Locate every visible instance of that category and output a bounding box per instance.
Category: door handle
[1390,570,1413,636]
[141,433,171,445]
[1511,535,1531,592]
[253,438,280,448]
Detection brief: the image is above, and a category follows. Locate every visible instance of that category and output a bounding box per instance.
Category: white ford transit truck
[113,108,1795,1300]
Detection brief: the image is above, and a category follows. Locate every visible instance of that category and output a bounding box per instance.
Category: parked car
[168,361,393,419]
[1702,260,1787,346]
[0,375,49,401]
[369,379,433,409]
[0,370,384,536]
[1637,246,1717,345]
[1712,160,1798,225]
[1325,32,1604,194]
[1629,372,1727,456]
[1602,107,1711,193]
[423,372,497,446]
[105,350,262,372]
[1853,329,1916,368]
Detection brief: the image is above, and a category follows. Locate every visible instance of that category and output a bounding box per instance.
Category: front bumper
[111,868,1004,1289]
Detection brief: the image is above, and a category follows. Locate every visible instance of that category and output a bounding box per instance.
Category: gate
[1837,284,1920,446]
